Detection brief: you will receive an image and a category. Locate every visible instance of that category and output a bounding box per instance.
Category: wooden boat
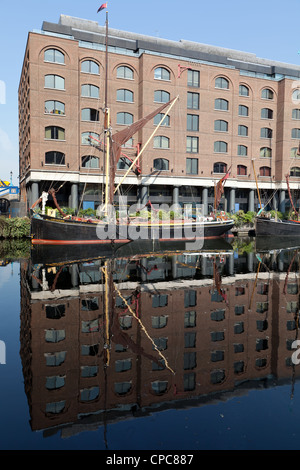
[30,10,234,247]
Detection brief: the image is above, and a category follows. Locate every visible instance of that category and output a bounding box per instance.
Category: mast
[103,9,112,218]
[252,159,263,214]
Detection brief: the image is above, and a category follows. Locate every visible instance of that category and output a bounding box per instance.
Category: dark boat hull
[30,214,234,245]
[255,216,300,237]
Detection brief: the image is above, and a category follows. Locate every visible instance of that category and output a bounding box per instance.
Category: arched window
[117,156,132,170]
[238,145,247,156]
[153,158,169,170]
[238,125,248,137]
[214,141,228,153]
[117,112,133,125]
[260,166,271,176]
[292,128,300,139]
[81,60,99,74]
[116,89,133,102]
[45,100,65,115]
[260,147,272,158]
[239,85,249,97]
[214,162,227,173]
[45,126,65,140]
[117,66,134,80]
[154,67,170,80]
[81,132,100,145]
[237,165,247,176]
[292,89,300,103]
[154,90,170,103]
[81,108,99,121]
[261,108,273,119]
[214,120,228,132]
[290,167,300,177]
[292,109,300,120]
[154,136,169,149]
[45,151,65,165]
[44,48,64,64]
[261,88,274,100]
[290,147,300,158]
[239,105,249,117]
[82,156,100,168]
[261,127,273,138]
[215,77,229,89]
[154,113,170,126]
[215,98,229,111]
[45,74,65,90]
[81,84,99,98]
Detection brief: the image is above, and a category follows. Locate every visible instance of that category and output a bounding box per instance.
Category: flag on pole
[97,3,107,12]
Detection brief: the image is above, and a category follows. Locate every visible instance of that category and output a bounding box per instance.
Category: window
[260,166,271,176]
[117,156,131,170]
[45,151,65,165]
[187,70,200,87]
[237,165,247,176]
[214,120,228,132]
[292,128,300,139]
[45,100,65,115]
[117,66,134,79]
[215,77,229,89]
[186,136,199,153]
[154,136,169,149]
[239,105,249,117]
[154,67,170,80]
[81,84,99,98]
[81,108,99,121]
[154,113,170,126]
[290,167,300,177]
[117,112,133,125]
[186,158,198,174]
[215,98,229,111]
[239,85,249,97]
[81,60,99,74]
[292,89,300,103]
[187,92,199,110]
[45,126,65,140]
[261,88,274,100]
[81,132,100,145]
[187,114,199,131]
[44,48,64,64]
[82,156,100,168]
[291,147,300,158]
[292,109,300,120]
[261,127,273,138]
[214,162,227,173]
[261,108,273,119]
[153,158,169,170]
[214,141,228,153]
[238,125,248,137]
[117,89,133,102]
[260,147,272,158]
[238,145,247,156]
[154,90,170,103]
[45,74,65,90]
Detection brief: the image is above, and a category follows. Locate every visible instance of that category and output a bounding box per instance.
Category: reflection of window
[119,315,133,330]
[234,322,244,334]
[152,315,168,328]
[44,49,64,64]
[211,350,224,362]
[45,329,66,343]
[256,339,268,351]
[211,331,225,341]
[151,381,168,395]
[114,382,132,395]
[81,344,99,356]
[80,386,99,402]
[184,311,196,328]
[287,283,298,294]
[256,301,269,313]
[46,304,65,320]
[45,352,66,367]
[184,290,196,307]
[257,320,268,332]
[234,305,244,315]
[211,309,225,321]
[184,373,195,391]
[184,332,196,348]
[153,337,168,351]
[287,301,298,313]
[46,401,66,415]
[82,319,99,333]
[152,294,168,308]
[211,369,225,384]
[115,359,132,372]
[46,376,65,390]
[184,352,196,369]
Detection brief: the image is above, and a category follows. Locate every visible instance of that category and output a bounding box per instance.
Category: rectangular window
[186,136,199,153]
[187,70,200,87]
[186,158,198,174]
[187,92,199,110]
[187,114,199,131]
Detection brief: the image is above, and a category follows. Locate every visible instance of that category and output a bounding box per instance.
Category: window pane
[117,66,133,79]
[187,70,200,87]
[187,92,199,109]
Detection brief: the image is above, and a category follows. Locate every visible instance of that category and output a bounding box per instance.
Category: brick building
[18,15,300,215]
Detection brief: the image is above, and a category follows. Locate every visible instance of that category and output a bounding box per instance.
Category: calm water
[1,237,300,451]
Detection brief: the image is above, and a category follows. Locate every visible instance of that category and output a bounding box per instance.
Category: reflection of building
[19,15,300,214]
[20,250,300,436]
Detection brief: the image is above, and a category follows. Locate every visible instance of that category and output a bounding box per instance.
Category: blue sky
[0,0,299,184]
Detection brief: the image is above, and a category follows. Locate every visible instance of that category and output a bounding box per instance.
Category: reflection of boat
[31,237,233,267]
[30,10,233,247]
[255,231,300,252]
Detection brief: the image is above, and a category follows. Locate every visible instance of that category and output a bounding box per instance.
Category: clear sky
[0,0,299,184]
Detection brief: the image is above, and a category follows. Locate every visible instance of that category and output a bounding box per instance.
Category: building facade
[18,15,300,215]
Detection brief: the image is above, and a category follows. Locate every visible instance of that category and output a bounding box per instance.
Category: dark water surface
[1,237,300,451]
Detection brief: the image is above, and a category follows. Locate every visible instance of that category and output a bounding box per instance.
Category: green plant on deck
[0,217,30,239]
[231,210,256,228]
